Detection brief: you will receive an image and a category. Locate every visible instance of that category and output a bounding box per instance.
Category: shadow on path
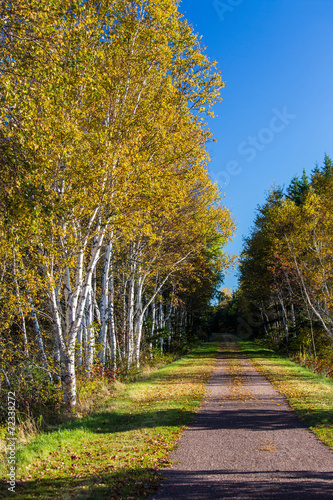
[154,469,333,500]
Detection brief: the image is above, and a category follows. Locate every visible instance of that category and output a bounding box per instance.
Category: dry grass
[16,415,43,446]
[0,426,6,454]
[75,376,114,417]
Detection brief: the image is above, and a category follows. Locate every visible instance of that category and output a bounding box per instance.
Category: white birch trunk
[159,301,164,354]
[133,254,191,365]
[277,288,289,343]
[134,273,145,367]
[46,219,107,409]
[28,297,52,380]
[127,270,136,368]
[150,299,156,359]
[76,326,83,367]
[108,257,117,372]
[98,239,112,365]
[85,288,95,377]
[127,243,137,368]
[286,236,333,340]
[14,277,29,356]
[49,285,77,411]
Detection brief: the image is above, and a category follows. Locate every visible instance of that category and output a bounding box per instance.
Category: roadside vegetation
[0,0,234,420]
[0,338,220,499]
[215,156,333,384]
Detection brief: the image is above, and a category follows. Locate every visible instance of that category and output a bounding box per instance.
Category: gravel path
[153,336,333,499]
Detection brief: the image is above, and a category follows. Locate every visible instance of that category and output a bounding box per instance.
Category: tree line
[220,155,333,373]
[0,0,235,413]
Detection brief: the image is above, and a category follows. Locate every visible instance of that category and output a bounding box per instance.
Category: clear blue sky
[179,0,333,291]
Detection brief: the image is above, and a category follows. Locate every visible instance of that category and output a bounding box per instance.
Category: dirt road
[153,336,333,499]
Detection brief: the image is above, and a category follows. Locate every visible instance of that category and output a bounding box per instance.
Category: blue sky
[178,0,333,291]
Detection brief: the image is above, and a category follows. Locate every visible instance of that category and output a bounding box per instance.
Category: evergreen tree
[286,169,309,206]
[322,153,333,177]
[312,154,333,193]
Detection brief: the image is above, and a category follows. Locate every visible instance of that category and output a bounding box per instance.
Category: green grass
[0,338,220,499]
[238,340,333,449]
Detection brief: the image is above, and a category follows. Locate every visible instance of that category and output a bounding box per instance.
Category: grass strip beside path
[0,338,220,500]
[238,340,333,450]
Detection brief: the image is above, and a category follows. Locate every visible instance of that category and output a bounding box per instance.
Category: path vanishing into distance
[153,334,333,500]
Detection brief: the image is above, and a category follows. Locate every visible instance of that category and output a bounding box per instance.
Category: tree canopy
[0,0,235,412]
[224,156,333,367]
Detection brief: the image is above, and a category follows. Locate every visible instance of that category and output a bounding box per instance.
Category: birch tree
[0,0,234,410]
